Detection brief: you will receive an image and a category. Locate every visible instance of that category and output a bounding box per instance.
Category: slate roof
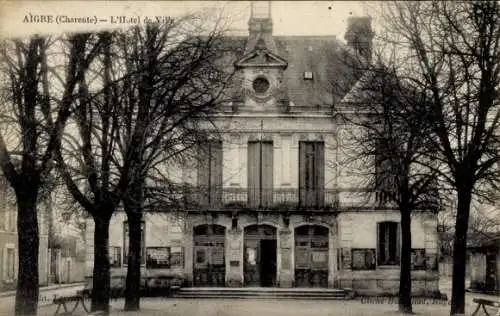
[223,34,361,108]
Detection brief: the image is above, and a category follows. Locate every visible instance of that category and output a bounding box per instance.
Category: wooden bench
[472,298,500,316]
[53,293,89,316]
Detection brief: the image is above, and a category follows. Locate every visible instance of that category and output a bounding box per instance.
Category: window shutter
[210,141,223,204]
[315,142,325,207]
[376,223,381,266]
[396,222,401,264]
[298,142,307,205]
[197,143,210,205]
[261,142,273,207]
[247,142,260,206]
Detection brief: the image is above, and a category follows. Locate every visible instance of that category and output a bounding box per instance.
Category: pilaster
[226,227,244,287]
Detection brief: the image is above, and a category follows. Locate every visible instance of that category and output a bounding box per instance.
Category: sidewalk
[0,282,84,298]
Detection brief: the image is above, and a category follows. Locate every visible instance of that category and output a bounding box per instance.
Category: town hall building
[85,2,440,296]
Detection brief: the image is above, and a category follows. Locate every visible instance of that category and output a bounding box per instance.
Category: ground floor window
[109,247,121,268]
[6,247,15,280]
[377,221,400,266]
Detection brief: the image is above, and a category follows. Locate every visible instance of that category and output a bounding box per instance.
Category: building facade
[85,3,440,296]
[0,175,50,291]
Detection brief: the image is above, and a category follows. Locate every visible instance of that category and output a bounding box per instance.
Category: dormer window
[304,71,313,80]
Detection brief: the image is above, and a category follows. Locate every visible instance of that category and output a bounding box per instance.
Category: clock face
[252,76,270,95]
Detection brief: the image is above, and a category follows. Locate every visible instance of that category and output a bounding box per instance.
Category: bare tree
[376,2,500,314]
[334,61,440,313]
[112,18,234,310]
[56,13,234,312]
[0,34,101,315]
[56,30,123,313]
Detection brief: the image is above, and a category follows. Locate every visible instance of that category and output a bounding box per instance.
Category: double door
[193,225,226,287]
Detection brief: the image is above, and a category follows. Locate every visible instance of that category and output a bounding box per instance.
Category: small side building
[467,232,500,294]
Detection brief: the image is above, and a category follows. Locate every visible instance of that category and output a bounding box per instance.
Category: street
[0,278,498,316]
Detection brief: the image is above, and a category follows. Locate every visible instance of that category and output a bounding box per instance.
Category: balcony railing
[181,187,339,211]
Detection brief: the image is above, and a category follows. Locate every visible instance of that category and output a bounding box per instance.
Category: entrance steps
[172,287,353,300]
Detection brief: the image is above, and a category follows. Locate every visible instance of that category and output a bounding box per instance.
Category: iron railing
[181,187,339,211]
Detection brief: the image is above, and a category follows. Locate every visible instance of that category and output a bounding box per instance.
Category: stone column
[226,228,244,287]
[278,227,293,287]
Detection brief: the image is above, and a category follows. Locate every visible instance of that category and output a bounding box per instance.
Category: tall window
[299,141,325,207]
[247,141,273,207]
[0,178,6,231]
[123,221,145,265]
[375,138,397,204]
[109,247,121,268]
[377,221,400,266]
[197,140,223,206]
[6,247,15,280]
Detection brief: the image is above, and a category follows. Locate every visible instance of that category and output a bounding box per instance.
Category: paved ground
[33,295,497,316]
[1,278,498,316]
[0,283,84,315]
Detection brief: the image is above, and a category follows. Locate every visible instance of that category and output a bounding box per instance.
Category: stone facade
[84,3,440,296]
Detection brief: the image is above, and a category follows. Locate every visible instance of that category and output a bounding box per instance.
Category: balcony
[181,187,339,211]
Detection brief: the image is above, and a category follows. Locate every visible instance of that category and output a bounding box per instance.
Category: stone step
[173,295,349,300]
[173,287,352,300]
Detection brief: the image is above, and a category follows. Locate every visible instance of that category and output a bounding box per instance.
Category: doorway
[244,225,277,287]
[193,224,226,287]
[260,239,277,287]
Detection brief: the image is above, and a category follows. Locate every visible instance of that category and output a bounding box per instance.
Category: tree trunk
[398,207,413,314]
[14,189,39,316]
[450,187,472,316]
[91,214,112,314]
[124,206,143,310]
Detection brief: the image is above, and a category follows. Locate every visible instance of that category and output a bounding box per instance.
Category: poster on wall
[146,247,170,269]
[351,248,376,270]
[341,248,351,269]
[246,247,257,265]
[170,247,184,268]
[411,249,426,270]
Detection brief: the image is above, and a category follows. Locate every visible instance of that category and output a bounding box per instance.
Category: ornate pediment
[234,48,287,69]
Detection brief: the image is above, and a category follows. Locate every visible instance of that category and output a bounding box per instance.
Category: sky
[0,1,375,40]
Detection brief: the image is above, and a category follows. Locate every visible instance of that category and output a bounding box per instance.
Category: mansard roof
[221,34,362,108]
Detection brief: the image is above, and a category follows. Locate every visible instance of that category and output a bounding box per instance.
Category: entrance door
[295,225,329,287]
[260,240,277,287]
[193,224,226,287]
[244,225,277,287]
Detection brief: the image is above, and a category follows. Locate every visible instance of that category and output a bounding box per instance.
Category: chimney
[344,16,374,62]
[245,1,278,54]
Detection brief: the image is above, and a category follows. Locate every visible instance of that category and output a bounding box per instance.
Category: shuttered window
[299,141,325,208]
[197,140,223,206]
[247,141,273,207]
